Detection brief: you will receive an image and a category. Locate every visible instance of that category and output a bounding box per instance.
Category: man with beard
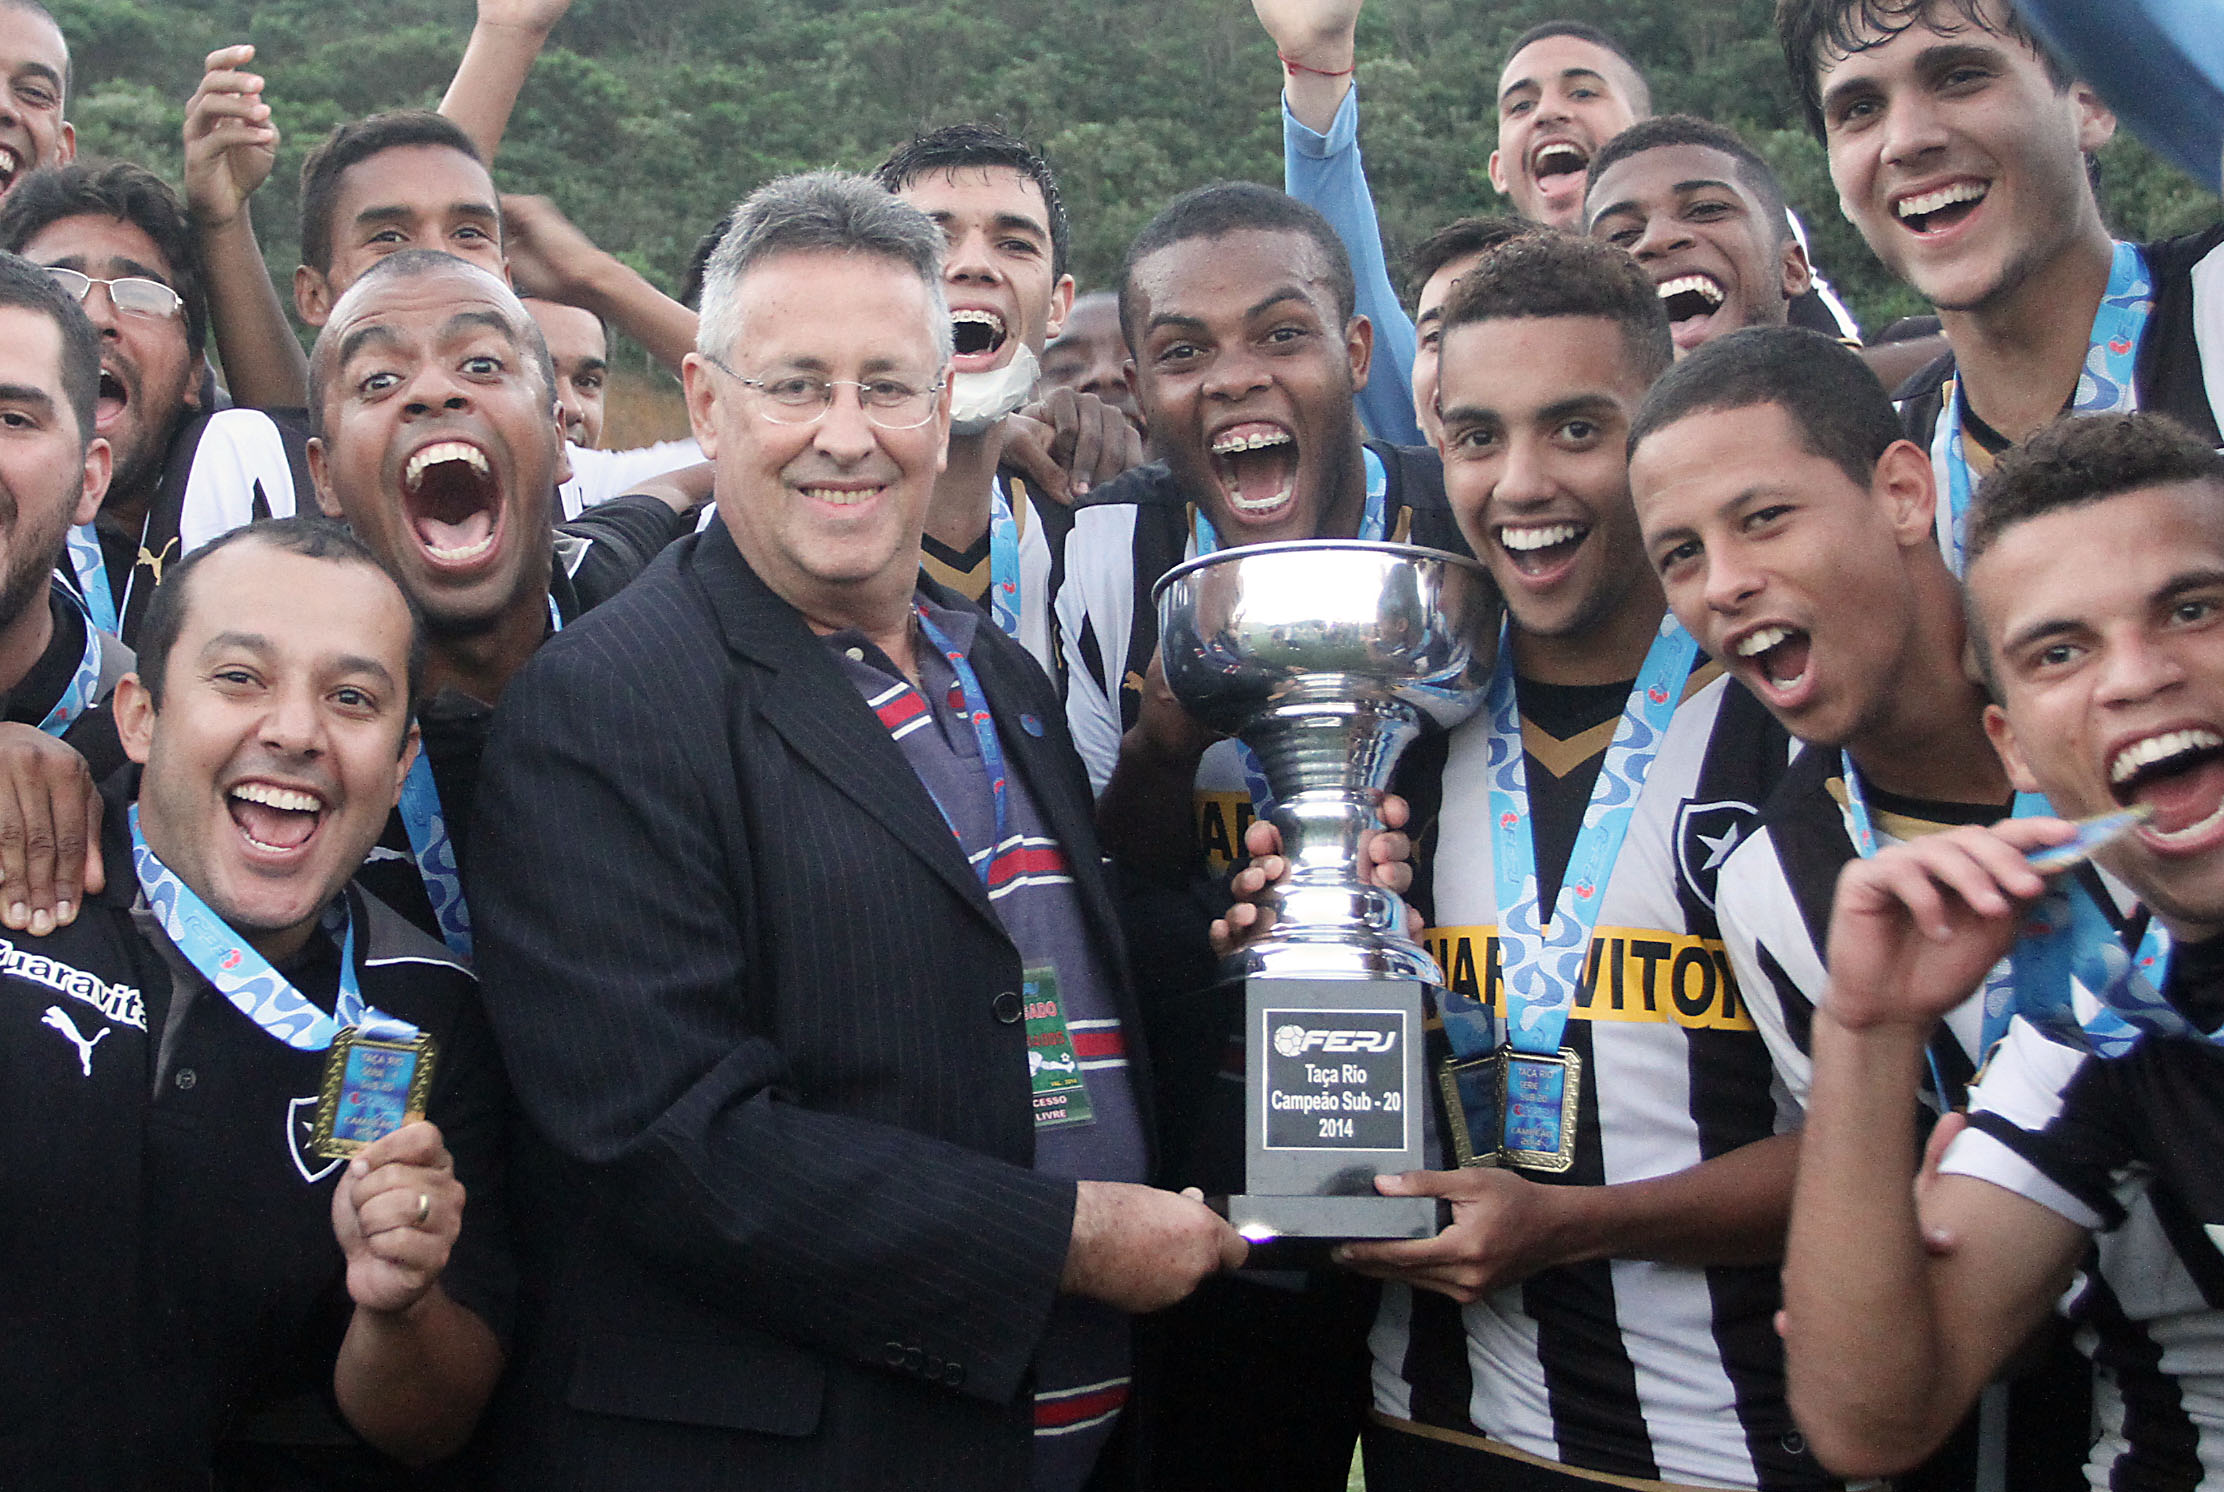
[1780,413,2224,1485]
[1626,326,2091,1491]
[874,124,1144,676]
[1776,0,2224,573]
[0,163,311,648]
[1058,179,1458,1492]
[1252,0,1862,446]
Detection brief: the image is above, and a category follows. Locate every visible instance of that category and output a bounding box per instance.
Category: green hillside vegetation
[55,0,2220,341]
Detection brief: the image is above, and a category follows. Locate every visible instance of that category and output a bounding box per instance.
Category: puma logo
[138,536,180,588]
[40,1005,108,1076]
[1123,670,1146,698]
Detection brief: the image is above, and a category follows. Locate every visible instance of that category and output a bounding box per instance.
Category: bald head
[309,250,552,436]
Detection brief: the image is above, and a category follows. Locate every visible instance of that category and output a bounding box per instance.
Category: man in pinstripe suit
[471,171,1245,1490]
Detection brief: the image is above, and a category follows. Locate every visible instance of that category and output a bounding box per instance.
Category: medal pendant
[1499,1047,1581,1173]
[313,1027,437,1159]
[1436,1051,1504,1168]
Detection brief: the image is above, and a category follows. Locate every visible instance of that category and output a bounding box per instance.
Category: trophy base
[1239,976,1433,1240]
[1224,1192,1440,1242]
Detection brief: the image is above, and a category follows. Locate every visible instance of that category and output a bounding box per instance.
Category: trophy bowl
[1154,540,1502,984]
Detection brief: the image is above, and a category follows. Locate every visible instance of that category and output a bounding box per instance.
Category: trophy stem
[1234,702,1444,984]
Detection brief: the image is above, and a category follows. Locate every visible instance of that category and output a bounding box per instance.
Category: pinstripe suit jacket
[471,518,1146,1490]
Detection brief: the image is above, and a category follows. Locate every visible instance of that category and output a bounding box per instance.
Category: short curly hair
[1775,0,2073,139]
[1965,413,2224,569]
[1438,230,1671,383]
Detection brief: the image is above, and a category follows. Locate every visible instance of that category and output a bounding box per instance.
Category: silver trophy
[1155,540,1500,1239]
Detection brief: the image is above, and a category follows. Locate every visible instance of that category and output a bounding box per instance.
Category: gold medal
[1498,1047,1581,1173]
[312,1026,437,1159]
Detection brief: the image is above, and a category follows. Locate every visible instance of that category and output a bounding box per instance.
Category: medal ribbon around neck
[64,523,118,637]
[129,805,415,1050]
[1933,240,2153,574]
[35,583,104,738]
[987,478,1023,641]
[1196,447,1390,819]
[398,754,472,960]
[1439,614,1698,1068]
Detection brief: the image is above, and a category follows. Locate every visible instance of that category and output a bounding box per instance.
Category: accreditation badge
[1023,965,1094,1130]
[313,1027,437,1159]
[1499,1048,1581,1174]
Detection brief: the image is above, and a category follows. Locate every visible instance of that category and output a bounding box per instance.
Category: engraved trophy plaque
[1155,540,1500,1239]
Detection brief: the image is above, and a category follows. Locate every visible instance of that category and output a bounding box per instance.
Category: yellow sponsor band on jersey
[1421,925,1754,1033]
[1196,790,1259,876]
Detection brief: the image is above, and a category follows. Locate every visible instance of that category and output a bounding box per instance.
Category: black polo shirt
[0,781,512,1487]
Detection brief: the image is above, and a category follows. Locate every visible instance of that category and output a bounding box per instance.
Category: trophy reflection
[1155,540,1500,1239]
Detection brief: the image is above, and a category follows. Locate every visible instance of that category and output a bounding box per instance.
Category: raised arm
[1782,822,2089,1476]
[438,0,575,163]
[1253,0,1420,446]
[500,194,697,376]
[183,46,309,409]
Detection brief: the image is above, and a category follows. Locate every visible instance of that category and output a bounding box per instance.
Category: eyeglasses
[703,353,946,431]
[45,267,185,321]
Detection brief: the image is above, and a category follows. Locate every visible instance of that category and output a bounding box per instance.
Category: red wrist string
[1279,51,1355,77]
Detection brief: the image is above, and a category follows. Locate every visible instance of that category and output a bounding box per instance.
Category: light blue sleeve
[1283,87,1424,447]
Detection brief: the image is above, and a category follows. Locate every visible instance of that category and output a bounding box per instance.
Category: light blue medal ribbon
[1838,753,2025,1082]
[398,754,472,960]
[1437,614,1698,1081]
[35,584,104,738]
[64,523,118,637]
[2009,812,2174,1058]
[1933,241,2153,573]
[987,478,1023,641]
[129,805,415,1049]
[1197,448,1390,820]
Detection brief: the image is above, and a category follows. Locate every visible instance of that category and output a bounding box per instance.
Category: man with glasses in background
[0,162,308,647]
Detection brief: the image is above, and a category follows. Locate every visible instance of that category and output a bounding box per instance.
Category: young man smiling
[1626,325,2092,1491]
[1777,0,2224,571]
[0,0,72,202]
[1348,231,1809,1491]
[0,515,510,1484]
[1254,0,1860,445]
[1781,412,2224,1485]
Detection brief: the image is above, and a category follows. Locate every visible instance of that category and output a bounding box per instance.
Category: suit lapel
[689,525,999,926]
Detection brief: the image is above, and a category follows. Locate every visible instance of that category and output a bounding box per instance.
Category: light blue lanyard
[398,754,471,960]
[987,478,1022,641]
[130,805,414,1050]
[1932,240,2152,574]
[393,594,561,960]
[909,605,1010,887]
[64,522,118,637]
[1442,614,1698,1063]
[2010,858,2174,1060]
[1197,448,1391,819]
[35,584,104,738]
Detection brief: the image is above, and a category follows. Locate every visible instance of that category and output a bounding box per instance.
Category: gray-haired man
[472,171,1244,1491]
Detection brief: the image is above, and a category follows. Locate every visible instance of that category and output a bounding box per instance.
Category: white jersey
[558,437,702,520]
[1945,1011,2224,1489]
[1378,669,1822,1488]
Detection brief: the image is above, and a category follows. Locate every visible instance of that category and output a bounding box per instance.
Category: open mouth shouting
[227,779,329,859]
[1209,422,1300,528]
[1528,138,1592,213]
[1732,622,1814,707]
[1656,273,1728,352]
[2109,726,2224,852]
[1894,180,1989,238]
[95,361,129,436]
[402,439,505,570]
[0,146,20,198]
[950,307,1010,372]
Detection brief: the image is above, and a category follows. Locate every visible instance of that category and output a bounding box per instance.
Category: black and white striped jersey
[1378,668,1823,1488]
[1945,962,2224,1492]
